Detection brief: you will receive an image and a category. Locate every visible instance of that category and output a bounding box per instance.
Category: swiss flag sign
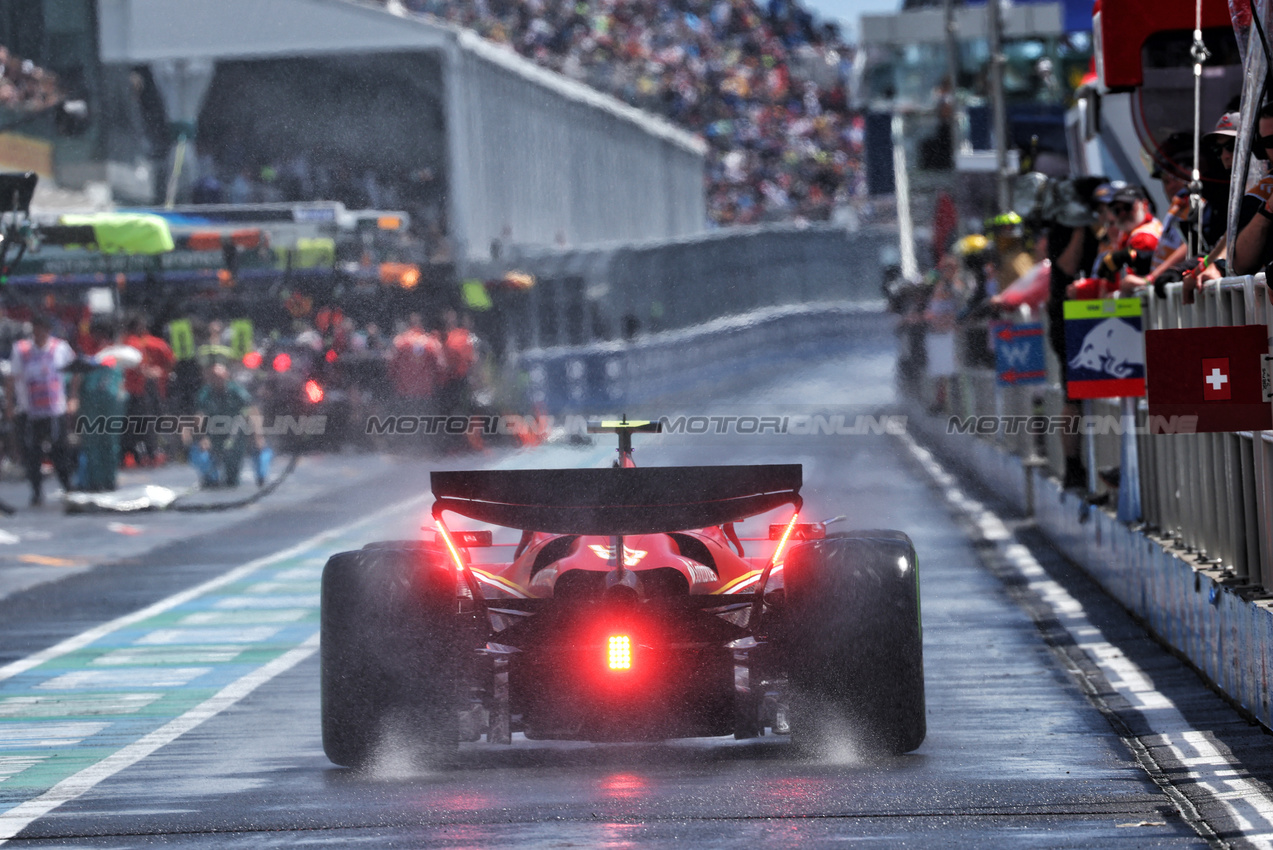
[1146,325,1272,433]
[1201,358,1231,401]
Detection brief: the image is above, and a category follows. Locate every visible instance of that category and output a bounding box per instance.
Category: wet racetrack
[4,325,1273,848]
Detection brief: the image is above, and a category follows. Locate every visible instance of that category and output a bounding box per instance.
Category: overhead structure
[1093,0,1233,91]
[96,0,707,268]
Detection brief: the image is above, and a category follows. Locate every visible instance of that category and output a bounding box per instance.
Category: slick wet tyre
[321,546,461,768]
[783,530,925,755]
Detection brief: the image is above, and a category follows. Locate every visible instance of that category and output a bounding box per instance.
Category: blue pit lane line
[0,445,615,843]
[0,491,429,843]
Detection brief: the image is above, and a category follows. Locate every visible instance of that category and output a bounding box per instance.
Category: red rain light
[272,353,292,373]
[242,351,262,370]
[304,379,324,403]
[434,519,466,572]
[607,635,632,670]
[770,512,800,567]
[325,349,338,363]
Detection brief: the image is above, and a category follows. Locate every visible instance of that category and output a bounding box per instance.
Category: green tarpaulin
[59,213,174,255]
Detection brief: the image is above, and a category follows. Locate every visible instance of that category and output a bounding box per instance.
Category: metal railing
[917,274,1273,592]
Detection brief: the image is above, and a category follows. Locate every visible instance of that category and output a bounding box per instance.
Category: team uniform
[9,335,77,503]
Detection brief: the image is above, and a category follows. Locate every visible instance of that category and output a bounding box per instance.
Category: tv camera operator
[1017,174,1107,489]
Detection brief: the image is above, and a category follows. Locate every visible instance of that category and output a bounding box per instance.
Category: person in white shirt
[4,314,78,506]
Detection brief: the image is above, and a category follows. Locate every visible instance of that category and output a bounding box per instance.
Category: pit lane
[3,327,1273,847]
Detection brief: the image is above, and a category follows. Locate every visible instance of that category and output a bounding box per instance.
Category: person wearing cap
[1069,184,1160,298]
[1081,180,1128,284]
[1104,184,1161,274]
[1046,181,1105,489]
[1201,112,1238,250]
[1230,102,1273,275]
[3,314,78,506]
[1179,112,1239,299]
[1121,152,1194,296]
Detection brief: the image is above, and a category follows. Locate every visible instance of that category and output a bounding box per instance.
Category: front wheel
[782,530,925,755]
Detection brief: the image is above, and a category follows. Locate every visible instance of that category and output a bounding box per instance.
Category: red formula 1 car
[320,421,924,766]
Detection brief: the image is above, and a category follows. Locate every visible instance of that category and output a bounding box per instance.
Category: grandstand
[387,0,862,227]
[0,45,61,113]
[11,0,860,241]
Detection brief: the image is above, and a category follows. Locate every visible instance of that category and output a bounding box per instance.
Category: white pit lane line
[0,445,615,844]
[900,432,1273,847]
[0,490,429,845]
[0,637,318,840]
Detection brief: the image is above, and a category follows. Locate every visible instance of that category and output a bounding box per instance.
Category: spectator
[4,314,78,506]
[1044,185,1103,490]
[1182,113,1240,301]
[188,360,263,488]
[1070,184,1160,298]
[1230,102,1273,276]
[987,212,1035,294]
[0,46,62,113]
[1200,112,1237,251]
[923,260,961,412]
[1105,184,1161,276]
[169,318,207,424]
[192,175,224,205]
[440,309,483,450]
[1085,181,1125,277]
[1121,153,1192,297]
[439,309,477,415]
[391,0,861,226]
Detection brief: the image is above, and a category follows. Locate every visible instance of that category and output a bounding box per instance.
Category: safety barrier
[519,301,887,410]
[484,223,895,352]
[918,274,1273,593]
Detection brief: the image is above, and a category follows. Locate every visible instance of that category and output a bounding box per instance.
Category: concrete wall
[448,32,706,263]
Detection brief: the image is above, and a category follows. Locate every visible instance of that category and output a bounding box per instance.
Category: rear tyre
[321,545,461,768]
[783,530,925,755]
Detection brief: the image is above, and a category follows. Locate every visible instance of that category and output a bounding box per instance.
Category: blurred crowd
[0,46,61,113]
[392,0,862,225]
[190,154,453,261]
[890,105,1242,492]
[0,303,492,509]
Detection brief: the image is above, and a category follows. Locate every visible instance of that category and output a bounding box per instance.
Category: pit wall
[906,402,1273,728]
[518,301,887,411]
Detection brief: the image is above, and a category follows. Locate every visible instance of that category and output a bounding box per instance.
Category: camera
[1013,172,1106,228]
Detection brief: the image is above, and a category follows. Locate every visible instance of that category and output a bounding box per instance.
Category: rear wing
[431,465,802,535]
